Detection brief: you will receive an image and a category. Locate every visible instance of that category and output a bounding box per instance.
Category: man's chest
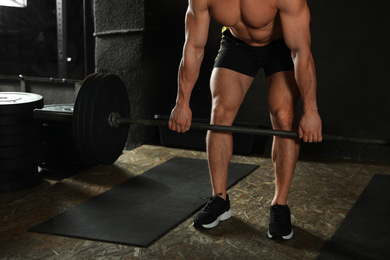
[208,0,278,28]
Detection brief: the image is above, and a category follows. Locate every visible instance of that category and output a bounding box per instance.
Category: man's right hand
[168,104,192,133]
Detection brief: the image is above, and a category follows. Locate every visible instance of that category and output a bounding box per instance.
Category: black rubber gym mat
[317,174,390,259]
[29,157,259,246]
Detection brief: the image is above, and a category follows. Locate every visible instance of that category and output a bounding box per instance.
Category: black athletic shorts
[214,29,294,77]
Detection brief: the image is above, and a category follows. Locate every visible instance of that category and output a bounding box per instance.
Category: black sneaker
[267,204,293,240]
[193,193,231,229]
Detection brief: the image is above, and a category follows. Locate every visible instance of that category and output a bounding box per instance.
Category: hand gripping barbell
[33,73,390,165]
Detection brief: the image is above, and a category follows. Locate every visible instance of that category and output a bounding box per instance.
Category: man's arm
[169,0,210,133]
[277,0,322,142]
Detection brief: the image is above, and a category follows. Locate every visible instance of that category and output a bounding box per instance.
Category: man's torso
[207,0,282,46]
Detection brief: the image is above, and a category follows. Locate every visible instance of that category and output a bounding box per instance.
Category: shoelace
[199,193,223,201]
[201,193,223,211]
[271,205,289,223]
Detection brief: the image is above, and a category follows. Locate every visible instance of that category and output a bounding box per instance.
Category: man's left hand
[298,111,322,143]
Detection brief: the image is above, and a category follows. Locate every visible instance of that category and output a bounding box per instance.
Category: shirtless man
[169,0,322,240]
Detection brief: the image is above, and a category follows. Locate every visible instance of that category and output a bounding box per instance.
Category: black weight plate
[42,146,81,160]
[40,163,90,172]
[0,167,40,182]
[0,123,42,136]
[43,125,74,140]
[73,73,130,165]
[40,153,82,163]
[0,142,42,159]
[73,73,103,164]
[0,92,44,115]
[0,169,42,192]
[39,159,89,171]
[41,143,77,152]
[0,113,37,126]
[42,141,77,151]
[42,136,74,145]
[0,153,42,171]
[0,130,43,146]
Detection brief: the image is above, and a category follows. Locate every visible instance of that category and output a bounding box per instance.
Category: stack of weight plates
[0,92,44,192]
[39,104,92,174]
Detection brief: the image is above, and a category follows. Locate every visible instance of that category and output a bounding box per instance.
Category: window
[0,0,28,8]
[0,0,87,79]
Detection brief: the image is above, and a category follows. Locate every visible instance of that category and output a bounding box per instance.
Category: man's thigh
[266,71,300,108]
[266,71,300,129]
[209,68,254,123]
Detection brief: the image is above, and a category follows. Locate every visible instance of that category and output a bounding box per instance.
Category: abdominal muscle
[208,0,283,46]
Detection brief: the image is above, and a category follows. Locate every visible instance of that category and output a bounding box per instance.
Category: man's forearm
[293,52,318,112]
[176,45,204,105]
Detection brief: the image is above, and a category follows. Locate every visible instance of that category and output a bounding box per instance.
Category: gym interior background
[2,1,390,259]
[1,0,390,163]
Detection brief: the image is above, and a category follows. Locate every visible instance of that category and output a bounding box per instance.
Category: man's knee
[270,108,296,131]
[210,101,237,125]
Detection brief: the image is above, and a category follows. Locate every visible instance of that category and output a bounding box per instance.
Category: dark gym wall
[302,0,390,162]
[94,0,390,163]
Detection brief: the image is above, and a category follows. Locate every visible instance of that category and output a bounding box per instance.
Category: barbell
[33,73,390,165]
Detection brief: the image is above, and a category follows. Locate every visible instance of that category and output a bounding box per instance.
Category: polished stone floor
[1,145,389,259]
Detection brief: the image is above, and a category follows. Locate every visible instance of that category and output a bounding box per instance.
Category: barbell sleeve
[34,108,73,123]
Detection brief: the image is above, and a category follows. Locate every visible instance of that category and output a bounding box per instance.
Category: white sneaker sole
[193,209,232,229]
[267,229,293,240]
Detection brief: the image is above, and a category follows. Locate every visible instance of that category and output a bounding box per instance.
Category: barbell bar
[34,73,390,166]
[109,114,390,146]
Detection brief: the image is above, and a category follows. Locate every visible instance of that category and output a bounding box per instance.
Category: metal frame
[0,74,80,95]
[56,0,67,78]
